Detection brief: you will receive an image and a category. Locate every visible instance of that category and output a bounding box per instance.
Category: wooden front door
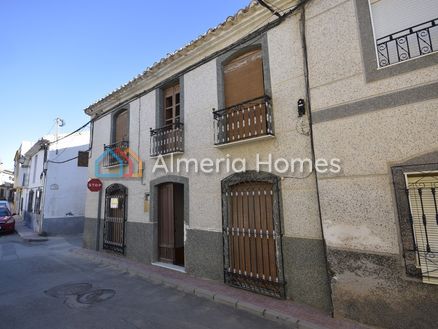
[223,179,285,298]
[158,183,184,266]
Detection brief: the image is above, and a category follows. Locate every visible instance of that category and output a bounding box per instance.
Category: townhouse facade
[82,0,438,328]
[13,141,33,214]
[305,0,438,327]
[19,131,90,234]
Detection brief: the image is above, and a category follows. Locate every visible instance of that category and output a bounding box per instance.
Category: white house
[0,166,14,203]
[22,131,90,234]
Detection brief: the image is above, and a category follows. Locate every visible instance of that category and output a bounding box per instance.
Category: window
[150,82,184,156]
[163,84,180,125]
[214,46,273,145]
[223,49,264,107]
[113,109,129,143]
[34,189,43,214]
[370,0,438,67]
[32,155,38,183]
[27,190,34,212]
[103,109,129,167]
[405,173,438,285]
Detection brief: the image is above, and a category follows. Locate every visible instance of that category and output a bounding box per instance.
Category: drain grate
[76,289,115,304]
[45,283,115,308]
[45,283,92,298]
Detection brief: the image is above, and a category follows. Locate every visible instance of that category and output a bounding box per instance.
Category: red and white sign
[87,178,103,192]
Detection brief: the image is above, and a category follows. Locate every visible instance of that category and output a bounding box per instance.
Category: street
[0,233,289,329]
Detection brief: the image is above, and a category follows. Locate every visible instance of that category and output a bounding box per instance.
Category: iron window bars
[376,18,438,67]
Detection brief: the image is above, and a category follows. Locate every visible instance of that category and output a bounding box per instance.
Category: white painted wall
[43,131,90,219]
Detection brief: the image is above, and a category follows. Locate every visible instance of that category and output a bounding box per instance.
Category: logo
[95,146,143,178]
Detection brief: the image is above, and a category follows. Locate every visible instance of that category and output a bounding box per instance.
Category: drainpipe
[39,143,49,234]
[299,2,335,316]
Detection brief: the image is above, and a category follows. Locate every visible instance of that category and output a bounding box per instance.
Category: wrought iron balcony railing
[213,95,273,146]
[376,18,438,67]
[103,140,129,167]
[150,122,184,157]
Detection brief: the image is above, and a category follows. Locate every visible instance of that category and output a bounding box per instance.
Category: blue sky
[0,0,249,169]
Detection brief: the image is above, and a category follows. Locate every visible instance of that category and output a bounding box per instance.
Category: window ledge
[150,151,184,159]
[214,134,275,149]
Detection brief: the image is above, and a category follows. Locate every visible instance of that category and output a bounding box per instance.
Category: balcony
[213,95,273,146]
[376,18,438,67]
[150,122,184,157]
[103,141,129,167]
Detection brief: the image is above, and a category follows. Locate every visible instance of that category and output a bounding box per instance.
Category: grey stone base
[327,248,438,329]
[83,218,156,264]
[42,216,84,235]
[83,217,98,250]
[282,237,332,313]
[185,229,223,281]
[125,222,156,264]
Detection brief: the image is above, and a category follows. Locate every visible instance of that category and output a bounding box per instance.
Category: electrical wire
[47,147,91,164]
[47,120,92,145]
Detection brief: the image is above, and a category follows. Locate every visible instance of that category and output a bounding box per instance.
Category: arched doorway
[104,184,127,254]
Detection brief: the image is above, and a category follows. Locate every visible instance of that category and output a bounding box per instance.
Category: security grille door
[103,184,127,254]
[158,183,175,263]
[223,180,285,298]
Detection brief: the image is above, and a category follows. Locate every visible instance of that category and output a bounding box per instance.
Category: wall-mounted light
[298,99,305,117]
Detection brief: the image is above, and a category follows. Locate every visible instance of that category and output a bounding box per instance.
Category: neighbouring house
[304,0,438,327]
[21,131,90,234]
[13,141,33,215]
[81,0,438,328]
[0,166,15,203]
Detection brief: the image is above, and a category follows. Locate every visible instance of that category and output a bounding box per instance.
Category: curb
[71,249,334,329]
[16,230,48,242]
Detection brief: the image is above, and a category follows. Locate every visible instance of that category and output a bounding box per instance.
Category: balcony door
[114,110,129,143]
[164,84,180,125]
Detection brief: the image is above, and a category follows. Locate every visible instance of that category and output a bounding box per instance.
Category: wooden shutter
[114,110,128,143]
[224,49,264,107]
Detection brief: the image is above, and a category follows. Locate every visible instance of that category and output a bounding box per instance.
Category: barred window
[369,0,438,67]
[406,173,438,285]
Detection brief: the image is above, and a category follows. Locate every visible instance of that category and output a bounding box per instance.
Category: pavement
[0,231,372,329]
[14,216,48,242]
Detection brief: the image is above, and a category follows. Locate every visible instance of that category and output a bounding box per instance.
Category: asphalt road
[0,233,289,329]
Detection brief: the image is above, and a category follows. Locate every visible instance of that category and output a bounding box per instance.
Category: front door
[103,184,127,254]
[158,183,184,266]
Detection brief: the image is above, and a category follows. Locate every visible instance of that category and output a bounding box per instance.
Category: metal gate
[222,173,285,298]
[103,184,127,254]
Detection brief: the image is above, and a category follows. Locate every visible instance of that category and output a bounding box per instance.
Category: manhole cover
[45,283,92,298]
[76,289,115,304]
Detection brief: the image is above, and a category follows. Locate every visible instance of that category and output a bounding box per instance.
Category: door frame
[221,170,286,298]
[150,175,189,265]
